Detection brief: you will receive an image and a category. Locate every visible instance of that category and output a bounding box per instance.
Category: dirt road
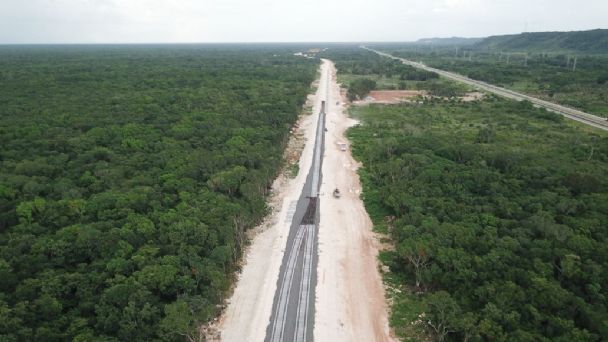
[314,60,395,342]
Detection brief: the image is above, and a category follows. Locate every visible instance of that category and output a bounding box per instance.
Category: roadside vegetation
[326,45,608,341]
[347,78,377,101]
[349,100,608,341]
[320,48,468,99]
[370,45,608,117]
[0,45,317,341]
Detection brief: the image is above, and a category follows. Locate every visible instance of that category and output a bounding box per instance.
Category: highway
[363,46,608,131]
[265,67,329,342]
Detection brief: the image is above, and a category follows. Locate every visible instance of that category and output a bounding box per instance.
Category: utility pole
[572,56,577,71]
[524,54,528,67]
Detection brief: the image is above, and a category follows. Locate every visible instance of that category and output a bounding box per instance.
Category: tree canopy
[0,45,317,341]
[349,98,608,341]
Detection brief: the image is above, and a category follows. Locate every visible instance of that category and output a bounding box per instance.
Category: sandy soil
[215,61,331,342]
[314,61,395,342]
[353,90,485,105]
[461,91,485,102]
[354,90,424,105]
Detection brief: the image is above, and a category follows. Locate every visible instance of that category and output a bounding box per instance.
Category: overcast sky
[0,0,606,44]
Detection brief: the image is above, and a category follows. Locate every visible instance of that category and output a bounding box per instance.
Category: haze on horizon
[0,0,606,44]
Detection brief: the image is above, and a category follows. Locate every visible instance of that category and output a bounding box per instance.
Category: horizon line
[1,27,605,46]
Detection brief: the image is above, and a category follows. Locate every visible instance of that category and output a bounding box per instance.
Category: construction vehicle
[332,188,341,198]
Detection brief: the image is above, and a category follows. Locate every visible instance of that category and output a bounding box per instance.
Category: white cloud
[0,0,605,43]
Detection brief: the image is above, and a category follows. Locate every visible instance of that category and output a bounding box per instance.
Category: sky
[0,0,606,44]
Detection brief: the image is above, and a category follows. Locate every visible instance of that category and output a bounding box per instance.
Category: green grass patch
[286,162,299,178]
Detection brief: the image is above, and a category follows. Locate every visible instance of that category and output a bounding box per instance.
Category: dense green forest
[474,29,608,54]
[394,29,608,54]
[0,45,317,341]
[414,37,483,47]
[322,48,439,83]
[319,48,465,98]
[349,99,608,341]
[370,45,608,116]
[347,78,377,101]
[323,46,608,341]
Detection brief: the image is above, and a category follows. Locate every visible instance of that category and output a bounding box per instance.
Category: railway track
[265,67,329,342]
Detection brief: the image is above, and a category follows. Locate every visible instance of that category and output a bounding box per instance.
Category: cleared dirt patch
[462,91,485,102]
[354,90,425,105]
[353,90,486,105]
